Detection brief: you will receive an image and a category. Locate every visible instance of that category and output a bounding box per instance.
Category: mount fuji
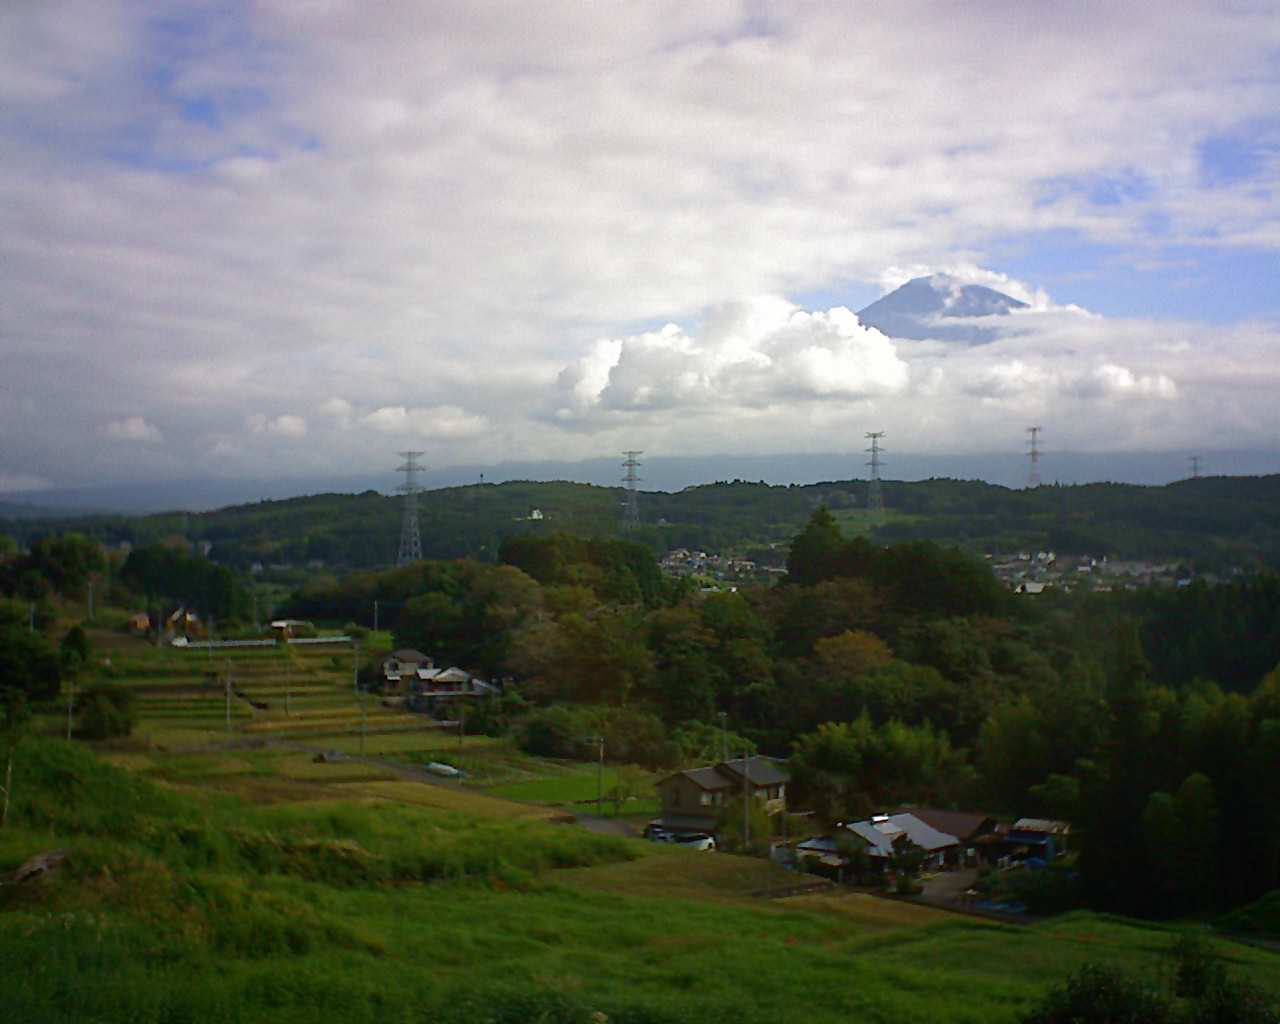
[857,274,1029,343]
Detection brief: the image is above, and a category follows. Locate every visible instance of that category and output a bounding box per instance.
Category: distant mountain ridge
[3,450,1280,516]
[4,473,1280,574]
[857,274,1028,343]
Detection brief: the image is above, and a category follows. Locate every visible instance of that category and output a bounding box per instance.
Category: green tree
[0,623,61,700]
[785,507,846,586]
[76,685,137,740]
[717,792,773,855]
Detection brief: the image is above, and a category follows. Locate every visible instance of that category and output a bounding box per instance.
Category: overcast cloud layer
[2,1,1279,493]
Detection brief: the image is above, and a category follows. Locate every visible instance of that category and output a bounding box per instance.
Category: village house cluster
[659,548,784,585]
[987,551,1207,594]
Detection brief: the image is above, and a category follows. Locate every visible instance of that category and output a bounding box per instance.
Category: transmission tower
[865,432,885,516]
[396,451,425,566]
[1189,455,1202,480]
[620,451,643,530]
[1026,426,1043,489]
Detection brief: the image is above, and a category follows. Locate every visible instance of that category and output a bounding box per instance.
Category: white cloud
[0,2,1277,486]
[557,298,910,423]
[362,405,489,440]
[248,413,308,438]
[319,397,354,427]
[1091,363,1178,400]
[104,416,162,443]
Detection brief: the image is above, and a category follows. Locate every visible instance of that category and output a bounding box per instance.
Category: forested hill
[3,474,1279,571]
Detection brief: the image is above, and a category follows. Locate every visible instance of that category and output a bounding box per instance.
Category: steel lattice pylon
[396,451,424,565]
[1026,427,1042,489]
[865,432,885,516]
[621,451,642,530]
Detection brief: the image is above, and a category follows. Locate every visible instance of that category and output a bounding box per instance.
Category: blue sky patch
[1199,125,1278,186]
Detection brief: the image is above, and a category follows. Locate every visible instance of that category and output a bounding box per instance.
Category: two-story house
[652,756,788,836]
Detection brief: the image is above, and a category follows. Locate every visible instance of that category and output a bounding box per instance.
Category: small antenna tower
[1189,455,1202,480]
[1026,426,1043,489]
[865,432,885,516]
[621,451,643,530]
[396,451,424,566]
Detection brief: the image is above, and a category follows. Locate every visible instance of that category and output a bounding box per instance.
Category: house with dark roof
[652,756,788,835]
[382,649,496,707]
[382,649,432,690]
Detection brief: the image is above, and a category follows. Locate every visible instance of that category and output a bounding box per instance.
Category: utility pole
[585,735,605,814]
[742,750,751,854]
[285,653,292,717]
[597,735,605,815]
[354,640,366,755]
[224,659,232,735]
[360,689,367,756]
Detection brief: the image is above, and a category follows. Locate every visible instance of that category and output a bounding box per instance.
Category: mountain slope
[857,274,1028,343]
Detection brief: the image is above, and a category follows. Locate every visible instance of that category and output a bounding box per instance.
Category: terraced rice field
[90,627,437,750]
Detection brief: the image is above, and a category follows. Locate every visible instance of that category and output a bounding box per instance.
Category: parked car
[644,825,674,843]
[424,761,462,778]
[673,833,716,851]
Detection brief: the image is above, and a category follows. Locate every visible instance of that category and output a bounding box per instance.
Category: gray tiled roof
[663,755,789,792]
[716,755,789,787]
[682,766,734,790]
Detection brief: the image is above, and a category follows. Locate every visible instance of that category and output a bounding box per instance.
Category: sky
[2,0,1279,497]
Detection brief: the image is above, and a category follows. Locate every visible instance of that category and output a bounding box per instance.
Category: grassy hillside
[3,734,1277,1023]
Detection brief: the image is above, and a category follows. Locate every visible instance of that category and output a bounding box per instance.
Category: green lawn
[486,766,661,818]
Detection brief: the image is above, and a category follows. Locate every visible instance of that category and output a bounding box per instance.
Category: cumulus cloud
[361,406,489,440]
[556,298,909,422]
[104,416,162,443]
[875,264,1093,315]
[0,2,1277,486]
[248,414,307,438]
[319,397,354,428]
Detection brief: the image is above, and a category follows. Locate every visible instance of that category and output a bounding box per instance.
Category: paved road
[573,814,639,837]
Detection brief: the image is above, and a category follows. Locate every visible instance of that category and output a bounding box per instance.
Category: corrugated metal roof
[845,813,961,856]
[1013,818,1071,835]
[890,808,995,841]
